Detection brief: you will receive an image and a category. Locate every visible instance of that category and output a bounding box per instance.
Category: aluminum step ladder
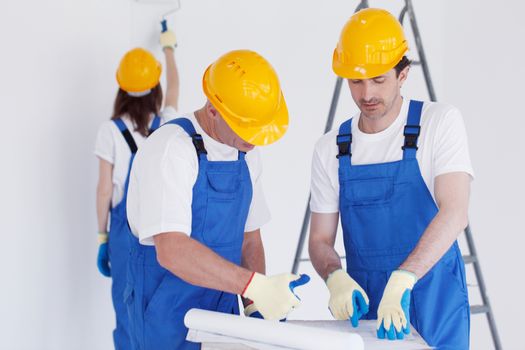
[290,1,502,348]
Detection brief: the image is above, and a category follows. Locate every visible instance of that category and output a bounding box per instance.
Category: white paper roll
[184,308,364,350]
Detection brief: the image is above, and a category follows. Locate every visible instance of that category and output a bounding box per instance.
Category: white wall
[1,0,523,349]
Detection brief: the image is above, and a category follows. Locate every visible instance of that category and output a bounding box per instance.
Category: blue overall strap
[165,118,208,160]
[113,118,138,154]
[402,100,424,160]
[336,118,353,168]
[148,115,162,134]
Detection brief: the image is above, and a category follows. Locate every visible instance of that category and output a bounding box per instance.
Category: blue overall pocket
[123,282,145,349]
[342,177,394,205]
[340,177,414,265]
[202,172,242,247]
[206,172,238,201]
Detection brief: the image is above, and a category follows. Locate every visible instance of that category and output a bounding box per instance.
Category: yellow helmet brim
[332,44,407,80]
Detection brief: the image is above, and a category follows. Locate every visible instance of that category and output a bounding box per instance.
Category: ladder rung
[298,255,349,262]
[301,255,479,265]
[462,255,478,264]
[471,305,490,314]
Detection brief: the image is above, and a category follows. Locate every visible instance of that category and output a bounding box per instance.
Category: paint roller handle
[161,19,168,33]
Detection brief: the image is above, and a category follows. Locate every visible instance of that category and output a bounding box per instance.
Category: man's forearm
[401,172,470,279]
[400,207,468,279]
[241,230,265,274]
[310,240,342,281]
[309,212,341,281]
[155,232,252,295]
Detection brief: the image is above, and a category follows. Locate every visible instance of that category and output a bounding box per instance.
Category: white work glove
[242,273,307,320]
[326,269,369,326]
[160,30,177,49]
[376,270,417,340]
[243,301,263,319]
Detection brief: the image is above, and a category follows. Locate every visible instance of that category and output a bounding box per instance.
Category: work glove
[97,232,111,277]
[243,300,263,319]
[160,30,177,49]
[326,269,369,327]
[242,273,310,320]
[376,270,417,340]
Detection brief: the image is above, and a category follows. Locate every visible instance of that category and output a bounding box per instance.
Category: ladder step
[302,255,478,265]
[471,305,490,314]
[339,256,478,264]
[463,255,478,264]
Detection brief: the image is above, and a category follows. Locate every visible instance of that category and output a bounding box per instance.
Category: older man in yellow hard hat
[125,50,309,349]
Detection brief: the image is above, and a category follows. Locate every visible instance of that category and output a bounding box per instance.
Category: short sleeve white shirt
[310,98,474,213]
[126,113,271,245]
[94,107,178,207]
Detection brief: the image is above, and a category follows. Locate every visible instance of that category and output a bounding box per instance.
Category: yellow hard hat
[202,50,288,146]
[333,8,408,79]
[116,48,162,95]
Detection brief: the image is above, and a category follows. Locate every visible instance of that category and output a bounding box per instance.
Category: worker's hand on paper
[243,300,263,319]
[326,269,369,327]
[160,30,177,50]
[97,241,111,277]
[242,273,309,320]
[376,270,417,340]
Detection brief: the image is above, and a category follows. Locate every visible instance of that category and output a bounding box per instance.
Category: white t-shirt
[127,113,271,246]
[310,98,474,213]
[94,107,177,207]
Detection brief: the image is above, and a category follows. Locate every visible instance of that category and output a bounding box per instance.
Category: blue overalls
[110,116,161,350]
[125,118,253,350]
[337,100,470,349]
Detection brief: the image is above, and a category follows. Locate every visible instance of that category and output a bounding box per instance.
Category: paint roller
[161,0,181,33]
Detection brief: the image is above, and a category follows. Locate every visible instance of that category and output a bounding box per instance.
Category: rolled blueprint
[184,308,364,350]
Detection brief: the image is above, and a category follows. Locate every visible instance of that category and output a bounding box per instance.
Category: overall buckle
[192,134,208,155]
[402,125,421,150]
[336,133,352,158]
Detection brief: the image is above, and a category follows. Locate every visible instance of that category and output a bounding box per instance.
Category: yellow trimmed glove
[326,269,369,327]
[242,273,308,320]
[160,30,177,49]
[377,270,417,340]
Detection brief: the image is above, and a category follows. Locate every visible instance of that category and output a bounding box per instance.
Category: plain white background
[1,0,523,349]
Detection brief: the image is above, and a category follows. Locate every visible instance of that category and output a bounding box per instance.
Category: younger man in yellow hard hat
[309,8,473,349]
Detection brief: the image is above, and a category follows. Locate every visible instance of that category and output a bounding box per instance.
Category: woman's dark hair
[111,84,163,137]
[394,56,412,77]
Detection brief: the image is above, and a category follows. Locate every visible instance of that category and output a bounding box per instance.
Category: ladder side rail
[292,77,344,274]
[464,226,503,349]
[404,0,437,101]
